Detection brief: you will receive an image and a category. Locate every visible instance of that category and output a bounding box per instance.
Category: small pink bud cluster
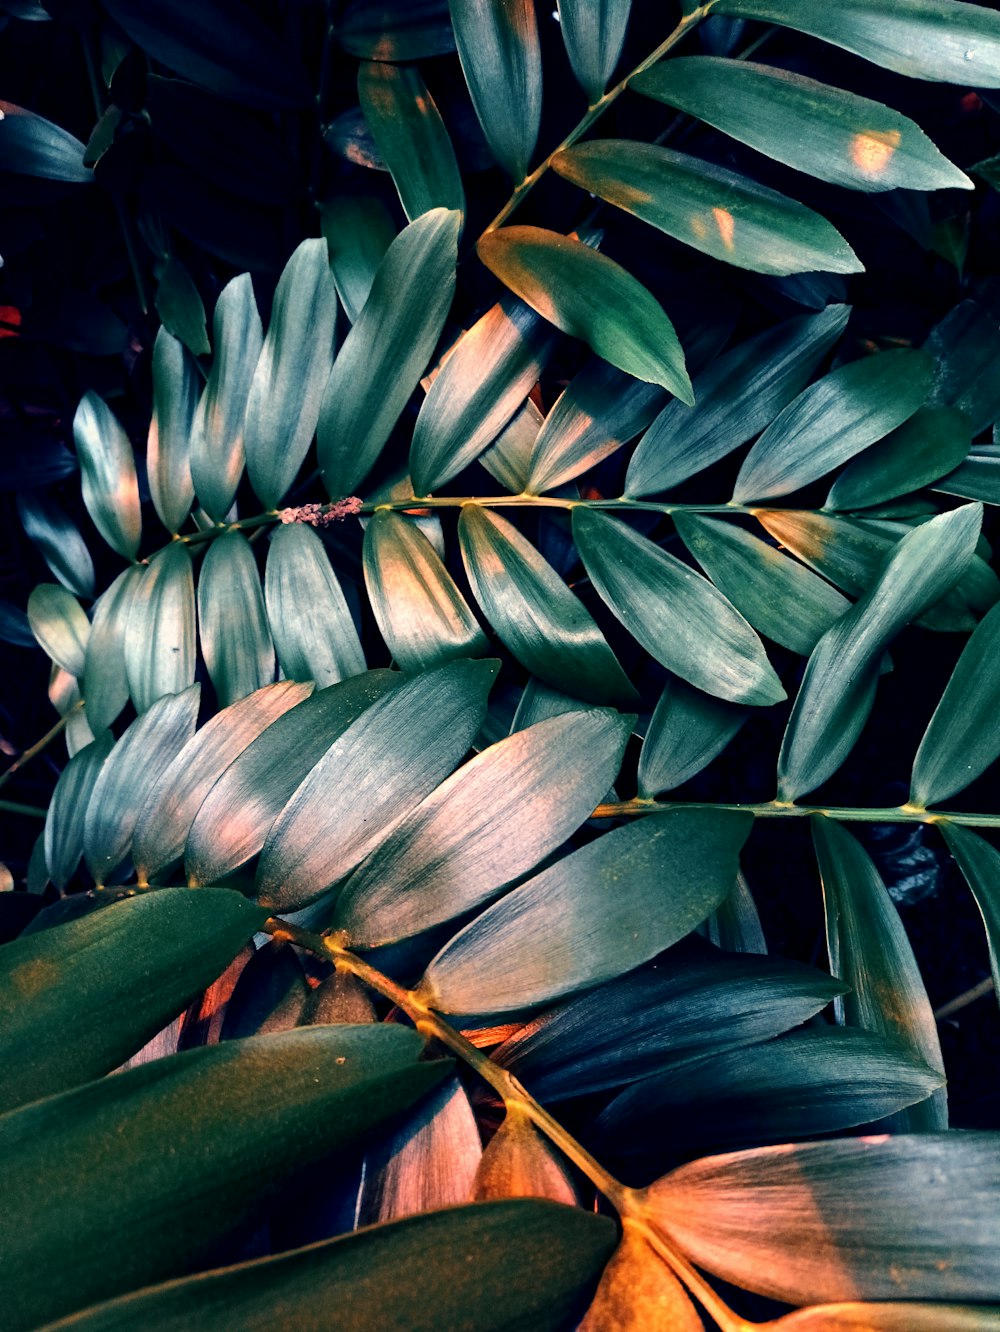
[277,497,363,526]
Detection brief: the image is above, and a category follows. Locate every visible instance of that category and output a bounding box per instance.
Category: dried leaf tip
[278,498,363,527]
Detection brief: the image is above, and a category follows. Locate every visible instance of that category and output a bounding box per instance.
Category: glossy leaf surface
[826,406,971,511]
[17,491,95,599]
[637,677,748,797]
[146,328,197,535]
[72,392,141,560]
[556,0,631,101]
[0,99,90,181]
[321,195,396,324]
[27,583,89,676]
[44,731,114,891]
[83,566,144,732]
[124,542,197,714]
[939,822,1000,1011]
[198,531,275,707]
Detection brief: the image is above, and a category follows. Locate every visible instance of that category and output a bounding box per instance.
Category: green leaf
[124,542,197,713]
[190,272,262,521]
[363,509,488,671]
[420,808,753,1015]
[481,398,544,492]
[458,504,637,706]
[244,239,338,510]
[72,391,141,560]
[924,300,1000,437]
[637,675,748,797]
[733,349,933,503]
[153,255,210,358]
[197,531,274,707]
[17,491,95,599]
[936,446,1000,505]
[599,1028,943,1150]
[410,295,557,495]
[186,668,401,885]
[938,822,1000,1012]
[101,0,310,109]
[674,513,850,655]
[318,208,460,497]
[494,950,845,1101]
[0,1025,449,1330]
[336,0,456,60]
[625,305,849,497]
[27,583,89,676]
[826,406,971,511]
[812,816,946,1130]
[450,0,541,180]
[0,887,266,1114]
[147,328,198,535]
[556,0,631,101]
[132,681,312,882]
[713,0,1000,88]
[553,140,862,277]
[83,565,144,732]
[333,708,632,948]
[777,505,982,800]
[768,1302,1000,1330]
[83,686,201,884]
[477,226,693,399]
[0,99,90,182]
[44,731,114,891]
[264,523,367,688]
[910,602,1000,807]
[320,195,396,324]
[633,58,971,193]
[358,60,464,222]
[573,508,785,707]
[256,658,497,911]
[51,1200,615,1332]
[646,1133,1000,1305]
[525,358,665,495]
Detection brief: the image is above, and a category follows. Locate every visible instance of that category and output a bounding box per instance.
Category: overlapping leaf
[124,542,197,713]
[146,328,197,535]
[72,392,141,560]
[197,531,274,707]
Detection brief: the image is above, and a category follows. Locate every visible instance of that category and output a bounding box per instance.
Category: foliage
[2,0,1000,1327]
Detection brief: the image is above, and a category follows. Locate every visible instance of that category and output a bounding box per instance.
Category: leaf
[320,195,396,324]
[450,0,541,180]
[51,1200,615,1332]
[124,542,197,714]
[579,1227,702,1332]
[573,508,785,707]
[645,1133,1000,1306]
[777,505,982,800]
[185,669,401,885]
[525,358,666,495]
[318,208,460,497]
[132,681,312,882]
[633,58,971,193]
[714,0,1000,88]
[265,523,366,688]
[826,406,972,511]
[733,349,932,503]
[153,255,210,357]
[458,504,637,707]
[937,446,1000,505]
[938,822,1000,1012]
[83,565,143,732]
[363,509,488,671]
[556,0,631,102]
[336,0,456,60]
[478,227,693,399]
[674,513,850,655]
[419,808,752,1016]
[17,490,95,598]
[101,0,310,109]
[910,601,1000,807]
[27,583,89,676]
[0,1025,449,1330]
[553,141,862,277]
[625,304,850,496]
[637,675,748,797]
[50,667,93,757]
[333,707,632,948]
[409,295,557,494]
[83,685,200,884]
[473,1103,577,1205]
[493,950,846,1102]
[44,730,114,891]
[358,60,464,223]
[190,272,262,521]
[0,888,267,1114]
[244,239,338,510]
[598,1028,943,1150]
[147,328,198,534]
[812,816,946,1130]
[766,1301,1000,1330]
[197,531,275,707]
[255,658,497,911]
[0,99,90,181]
[481,398,544,492]
[72,391,141,559]
[924,299,1000,436]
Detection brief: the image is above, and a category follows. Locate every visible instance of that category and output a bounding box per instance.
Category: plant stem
[0,799,48,819]
[0,707,77,792]
[481,6,711,235]
[934,976,996,1019]
[591,797,1000,831]
[633,1216,753,1332]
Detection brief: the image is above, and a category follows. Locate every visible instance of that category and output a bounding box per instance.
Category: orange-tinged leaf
[578,1224,702,1332]
[473,1104,577,1205]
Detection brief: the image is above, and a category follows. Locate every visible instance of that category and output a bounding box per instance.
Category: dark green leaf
[147,328,197,535]
[556,0,630,101]
[124,542,197,714]
[320,195,396,324]
[826,406,971,511]
[336,0,455,60]
[938,822,1000,1011]
[153,255,210,358]
[0,99,90,181]
[44,731,114,891]
[477,226,693,399]
[573,507,785,706]
[637,675,748,796]
[197,531,274,707]
[936,446,1000,505]
[17,490,95,598]
[27,583,89,676]
[83,565,144,732]
[553,141,862,276]
[72,392,141,560]
[925,300,1000,436]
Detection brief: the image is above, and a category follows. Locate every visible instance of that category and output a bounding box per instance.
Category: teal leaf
[556,0,631,101]
[939,822,1000,1014]
[336,0,456,61]
[83,566,144,732]
[147,328,198,535]
[44,731,115,891]
[637,675,748,797]
[124,542,197,714]
[27,583,89,677]
[153,255,210,358]
[197,531,274,707]
[72,392,141,560]
[320,195,396,324]
[826,406,972,511]
[17,491,95,599]
[0,99,90,182]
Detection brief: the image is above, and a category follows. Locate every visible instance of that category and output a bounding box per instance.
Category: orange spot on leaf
[712,207,735,251]
[850,129,901,176]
